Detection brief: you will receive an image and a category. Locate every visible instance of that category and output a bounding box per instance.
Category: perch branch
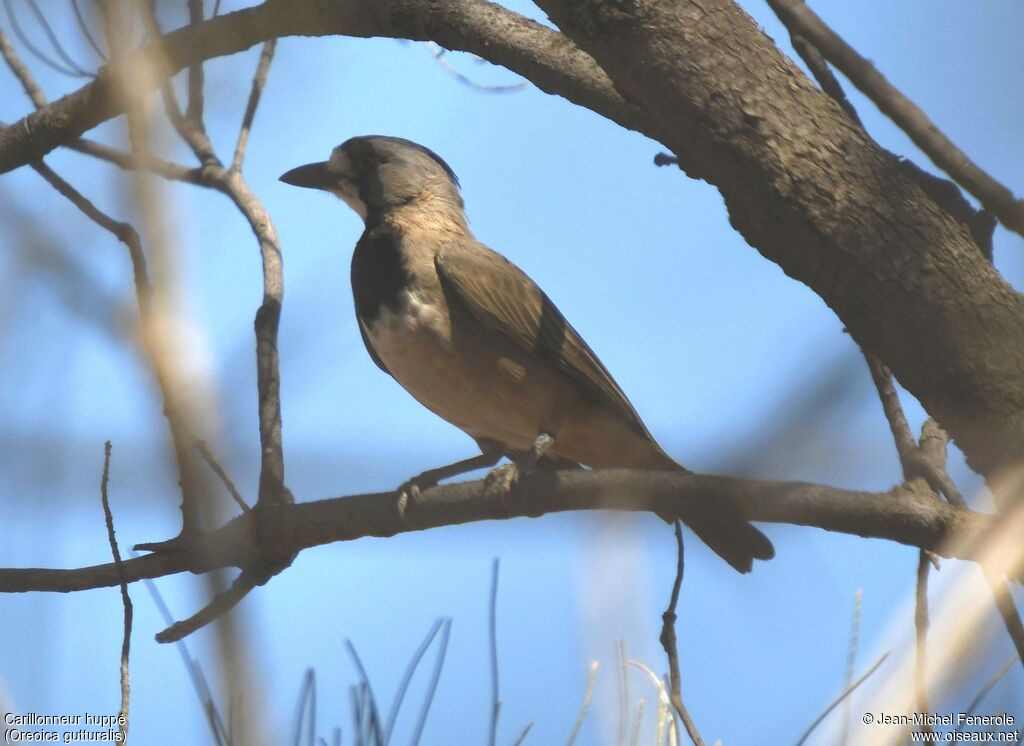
[0,469,1009,597]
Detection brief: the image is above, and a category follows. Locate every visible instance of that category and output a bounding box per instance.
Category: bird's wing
[435,240,650,437]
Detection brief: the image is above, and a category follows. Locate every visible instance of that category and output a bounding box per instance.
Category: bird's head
[280,135,464,226]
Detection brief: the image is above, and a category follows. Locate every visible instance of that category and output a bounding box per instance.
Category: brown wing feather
[435,240,651,438]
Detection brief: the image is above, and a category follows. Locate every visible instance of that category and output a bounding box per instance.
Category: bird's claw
[483,462,519,516]
[396,475,435,524]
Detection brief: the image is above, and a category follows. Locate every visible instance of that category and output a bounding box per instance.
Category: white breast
[359,284,540,451]
[361,288,451,374]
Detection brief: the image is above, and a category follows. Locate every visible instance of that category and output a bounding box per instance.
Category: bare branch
[0,24,46,106]
[785,28,861,126]
[1,0,92,77]
[658,522,705,746]
[71,0,108,62]
[0,0,647,176]
[532,0,1024,481]
[0,469,1008,595]
[65,137,210,185]
[765,0,1024,237]
[185,0,205,125]
[914,551,931,727]
[155,570,258,643]
[865,355,918,476]
[195,440,251,514]
[425,43,528,94]
[231,39,276,171]
[100,442,132,744]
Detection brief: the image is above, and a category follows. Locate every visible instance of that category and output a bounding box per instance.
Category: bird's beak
[279,161,335,190]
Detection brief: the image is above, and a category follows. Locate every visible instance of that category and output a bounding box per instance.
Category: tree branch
[0,469,1008,595]
[765,0,1024,237]
[532,0,1024,482]
[0,0,648,175]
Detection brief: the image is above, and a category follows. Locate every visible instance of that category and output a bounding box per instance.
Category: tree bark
[530,0,1024,482]
[0,470,1003,594]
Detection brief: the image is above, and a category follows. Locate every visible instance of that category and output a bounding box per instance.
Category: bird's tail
[633,445,775,574]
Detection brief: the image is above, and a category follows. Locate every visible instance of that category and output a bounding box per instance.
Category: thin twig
[344,640,384,744]
[769,0,994,259]
[26,0,92,74]
[955,655,1018,733]
[765,0,1024,237]
[155,571,259,643]
[2,0,91,77]
[195,440,251,514]
[383,618,444,744]
[425,42,529,93]
[0,24,46,105]
[868,352,1024,670]
[133,0,218,166]
[865,355,918,476]
[71,0,108,62]
[795,652,890,746]
[66,138,210,186]
[186,0,205,125]
[914,551,931,730]
[658,522,705,746]
[567,661,599,746]
[786,30,861,126]
[100,441,132,744]
[293,669,316,746]
[630,699,645,746]
[624,662,676,744]
[510,721,534,746]
[617,640,630,746]
[982,570,1024,668]
[839,589,862,746]
[137,569,231,744]
[488,557,501,746]
[410,617,451,746]
[231,39,276,172]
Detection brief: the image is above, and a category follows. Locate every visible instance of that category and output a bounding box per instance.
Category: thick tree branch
[0,470,1007,595]
[533,0,1024,481]
[0,0,649,175]
[766,0,1024,237]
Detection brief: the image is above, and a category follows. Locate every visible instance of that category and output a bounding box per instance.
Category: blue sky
[0,1,1022,744]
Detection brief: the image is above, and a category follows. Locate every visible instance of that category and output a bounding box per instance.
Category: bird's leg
[397,446,504,522]
[483,432,555,505]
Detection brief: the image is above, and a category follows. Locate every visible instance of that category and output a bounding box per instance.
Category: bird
[280,135,773,572]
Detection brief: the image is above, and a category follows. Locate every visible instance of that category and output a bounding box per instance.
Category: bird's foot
[482,433,555,515]
[396,473,438,525]
[483,462,519,516]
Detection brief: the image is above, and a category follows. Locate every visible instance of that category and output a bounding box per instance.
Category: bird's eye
[356,154,375,171]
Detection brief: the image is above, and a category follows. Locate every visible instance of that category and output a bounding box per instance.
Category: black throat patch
[351,225,412,324]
